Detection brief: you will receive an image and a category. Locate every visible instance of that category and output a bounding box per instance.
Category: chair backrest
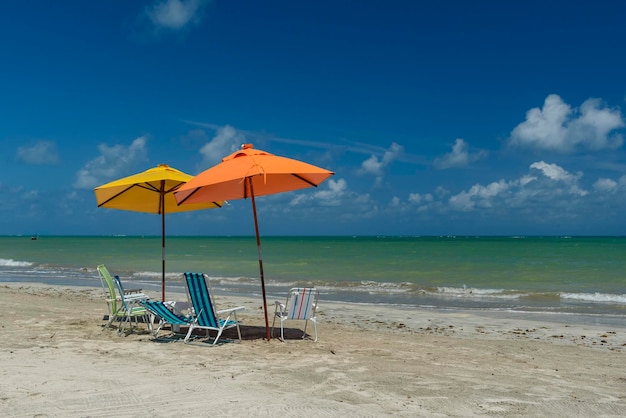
[285,288,318,320]
[184,272,218,328]
[113,275,129,312]
[97,264,118,313]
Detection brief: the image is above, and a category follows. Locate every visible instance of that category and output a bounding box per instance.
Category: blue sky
[2,0,626,236]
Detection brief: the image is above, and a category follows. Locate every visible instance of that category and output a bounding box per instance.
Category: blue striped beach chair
[272,287,319,342]
[112,275,152,336]
[183,272,245,345]
[141,300,192,338]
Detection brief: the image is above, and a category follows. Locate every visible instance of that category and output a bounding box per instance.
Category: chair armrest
[216,306,245,314]
[123,293,149,304]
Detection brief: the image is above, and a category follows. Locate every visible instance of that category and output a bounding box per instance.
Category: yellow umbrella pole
[160,185,166,302]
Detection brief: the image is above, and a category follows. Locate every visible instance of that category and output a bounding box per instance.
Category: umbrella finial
[242,143,253,150]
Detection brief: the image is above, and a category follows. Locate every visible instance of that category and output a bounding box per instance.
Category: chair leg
[235,323,242,341]
[153,319,165,338]
[280,318,285,342]
[117,316,128,336]
[145,314,153,333]
[212,329,223,345]
[183,322,196,343]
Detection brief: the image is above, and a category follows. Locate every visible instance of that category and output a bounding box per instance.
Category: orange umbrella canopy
[174,144,334,204]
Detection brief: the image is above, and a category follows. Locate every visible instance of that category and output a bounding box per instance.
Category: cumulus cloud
[447,161,590,212]
[16,141,60,165]
[448,180,512,211]
[199,125,245,167]
[290,178,348,207]
[509,94,625,153]
[358,142,404,187]
[145,0,209,30]
[74,136,149,189]
[408,192,433,204]
[529,161,587,196]
[593,178,618,192]
[433,138,487,169]
[360,142,403,175]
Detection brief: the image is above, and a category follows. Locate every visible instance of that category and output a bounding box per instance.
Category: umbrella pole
[248,178,271,341]
[161,190,166,302]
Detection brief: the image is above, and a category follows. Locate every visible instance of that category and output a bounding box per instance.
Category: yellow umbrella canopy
[94,164,223,300]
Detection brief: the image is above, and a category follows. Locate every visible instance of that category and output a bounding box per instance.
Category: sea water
[1,235,625,321]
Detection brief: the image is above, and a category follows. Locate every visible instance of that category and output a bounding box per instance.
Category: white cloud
[16,141,60,165]
[509,94,625,153]
[593,178,618,192]
[359,142,403,176]
[529,161,587,196]
[446,161,590,212]
[434,138,487,169]
[290,178,348,207]
[199,125,245,167]
[145,0,208,30]
[449,180,512,211]
[408,192,433,204]
[74,136,149,189]
[358,142,404,187]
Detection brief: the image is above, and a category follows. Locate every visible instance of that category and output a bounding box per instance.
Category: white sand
[0,283,624,417]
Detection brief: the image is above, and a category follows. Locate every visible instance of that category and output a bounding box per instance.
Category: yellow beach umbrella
[94,164,224,301]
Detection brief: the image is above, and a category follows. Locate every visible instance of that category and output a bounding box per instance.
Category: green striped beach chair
[183,272,245,345]
[97,264,150,335]
[272,287,319,342]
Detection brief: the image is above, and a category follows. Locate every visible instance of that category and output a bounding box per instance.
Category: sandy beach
[0,283,624,417]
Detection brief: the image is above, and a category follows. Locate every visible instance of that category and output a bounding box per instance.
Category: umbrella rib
[137,183,161,193]
[164,182,186,194]
[175,187,200,205]
[291,173,318,188]
[97,184,137,207]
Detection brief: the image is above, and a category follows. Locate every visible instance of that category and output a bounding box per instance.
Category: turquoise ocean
[1,235,625,322]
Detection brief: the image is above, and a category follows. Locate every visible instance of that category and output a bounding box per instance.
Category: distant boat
[30,236,38,240]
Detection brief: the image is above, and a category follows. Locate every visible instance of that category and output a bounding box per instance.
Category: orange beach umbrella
[94,164,224,301]
[174,144,334,340]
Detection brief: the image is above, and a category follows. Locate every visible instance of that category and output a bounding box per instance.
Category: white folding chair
[272,288,319,342]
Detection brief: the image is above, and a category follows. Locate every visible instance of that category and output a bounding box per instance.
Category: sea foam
[560,292,626,305]
[0,258,33,267]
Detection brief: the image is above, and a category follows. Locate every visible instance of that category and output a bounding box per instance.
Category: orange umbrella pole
[248,178,271,341]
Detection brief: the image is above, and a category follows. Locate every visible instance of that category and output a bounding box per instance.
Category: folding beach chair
[112,275,152,336]
[96,264,151,335]
[272,287,319,342]
[141,300,192,338]
[183,272,245,345]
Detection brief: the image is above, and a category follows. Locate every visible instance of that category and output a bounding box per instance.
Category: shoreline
[3,272,626,320]
[2,280,626,350]
[1,282,625,416]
